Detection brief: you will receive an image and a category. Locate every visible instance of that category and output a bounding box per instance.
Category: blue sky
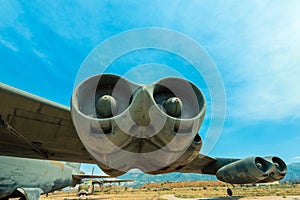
[1,0,300,174]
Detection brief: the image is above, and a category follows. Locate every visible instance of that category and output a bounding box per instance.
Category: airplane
[77,179,134,196]
[0,156,110,200]
[0,73,287,198]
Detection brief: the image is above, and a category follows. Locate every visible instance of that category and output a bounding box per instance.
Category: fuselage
[0,156,78,199]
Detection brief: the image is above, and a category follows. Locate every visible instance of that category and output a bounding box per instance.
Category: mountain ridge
[119,162,300,188]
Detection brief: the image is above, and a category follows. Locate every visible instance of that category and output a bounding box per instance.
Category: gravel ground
[40,192,300,200]
[162,194,300,200]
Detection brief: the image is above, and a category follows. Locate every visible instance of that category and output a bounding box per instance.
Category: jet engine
[216,156,287,184]
[258,156,287,183]
[71,74,206,176]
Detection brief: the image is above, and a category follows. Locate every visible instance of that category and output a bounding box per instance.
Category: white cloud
[148,0,300,122]
[0,0,22,27]
[0,38,18,52]
[220,2,300,121]
[2,0,299,123]
[32,49,52,66]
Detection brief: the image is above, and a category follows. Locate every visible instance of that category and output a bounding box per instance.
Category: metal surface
[0,83,91,163]
[0,156,110,200]
[0,74,287,192]
[0,156,78,200]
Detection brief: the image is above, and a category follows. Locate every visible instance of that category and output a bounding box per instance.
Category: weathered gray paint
[0,83,91,162]
[77,179,133,196]
[0,74,287,191]
[0,156,80,200]
[71,75,206,176]
[215,156,287,184]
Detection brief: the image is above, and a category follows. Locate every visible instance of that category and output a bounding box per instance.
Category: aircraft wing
[0,82,220,172]
[92,179,134,184]
[72,175,111,180]
[0,83,93,163]
[0,77,287,185]
[100,179,134,183]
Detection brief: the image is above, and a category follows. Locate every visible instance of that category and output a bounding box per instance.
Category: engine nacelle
[71,74,206,176]
[216,157,279,184]
[259,156,287,183]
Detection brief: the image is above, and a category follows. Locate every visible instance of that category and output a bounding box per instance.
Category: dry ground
[40,181,300,200]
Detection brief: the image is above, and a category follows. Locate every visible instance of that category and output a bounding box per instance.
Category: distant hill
[119,169,216,188]
[118,162,300,188]
[282,162,300,183]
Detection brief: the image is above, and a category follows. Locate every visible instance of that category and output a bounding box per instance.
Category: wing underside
[0,82,287,185]
[0,83,232,174]
[0,83,92,163]
[92,179,134,184]
[72,175,111,179]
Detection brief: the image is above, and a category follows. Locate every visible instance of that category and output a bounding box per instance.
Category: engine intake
[71,74,206,175]
[153,78,205,119]
[259,156,287,183]
[216,156,287,184]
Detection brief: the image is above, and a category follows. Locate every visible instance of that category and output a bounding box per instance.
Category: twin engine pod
[216,156,287,184]
[71,74,206,176]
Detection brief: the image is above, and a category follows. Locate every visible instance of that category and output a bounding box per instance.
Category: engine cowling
[259,156,287,183]
[71,74,206,176]
[216,157,277,184]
